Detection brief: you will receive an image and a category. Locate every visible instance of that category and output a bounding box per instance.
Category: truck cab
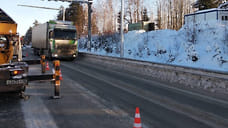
[32,20,78,60]
[49,23,78,59]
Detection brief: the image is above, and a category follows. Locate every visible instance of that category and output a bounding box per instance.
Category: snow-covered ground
[79,21,228,72]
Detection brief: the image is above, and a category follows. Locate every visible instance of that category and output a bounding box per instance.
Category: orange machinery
[0,8,28,94]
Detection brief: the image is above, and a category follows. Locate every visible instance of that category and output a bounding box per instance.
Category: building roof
[185,8,228,17]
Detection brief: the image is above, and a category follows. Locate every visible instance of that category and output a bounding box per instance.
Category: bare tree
[156,0,162,29]
[155,0,195,30]
[91,9,99,34]
[125,0,144,23]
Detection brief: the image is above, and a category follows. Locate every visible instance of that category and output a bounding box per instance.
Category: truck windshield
[54,29,76,40]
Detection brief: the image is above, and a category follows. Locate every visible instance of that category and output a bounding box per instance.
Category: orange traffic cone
[133,107,142,128]
[46,62,50,71]
[60,69,63,80]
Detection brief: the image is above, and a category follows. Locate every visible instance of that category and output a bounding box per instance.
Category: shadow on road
[0,93,26,128]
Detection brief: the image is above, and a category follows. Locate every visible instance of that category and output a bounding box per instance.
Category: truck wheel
[37,50,40,56]
[48,56,53,61]
[33,49,36,55]
[68,57,75,61]
[21,85,26,92]
[48,51,52,60]
[19,91,29,100]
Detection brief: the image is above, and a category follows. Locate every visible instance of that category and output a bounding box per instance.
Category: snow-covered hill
[79,21,228,72]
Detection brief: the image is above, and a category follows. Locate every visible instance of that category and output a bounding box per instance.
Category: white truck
[32,20,78,59]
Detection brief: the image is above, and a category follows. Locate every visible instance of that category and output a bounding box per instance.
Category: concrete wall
[80,53,228,94]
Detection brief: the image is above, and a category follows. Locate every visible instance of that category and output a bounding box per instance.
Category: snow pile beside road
[177,21,228,71]
[79,21,228,72]
[79,33,120,57]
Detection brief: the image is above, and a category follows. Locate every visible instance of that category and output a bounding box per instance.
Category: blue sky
[0,0,70,35]
[0,0,155,36]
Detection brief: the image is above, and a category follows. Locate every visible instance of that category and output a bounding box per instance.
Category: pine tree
[23,27,32,45]
[194,0,224,10]
[142,8,149,21]
[33,20,39,26]
[57,3,85,37]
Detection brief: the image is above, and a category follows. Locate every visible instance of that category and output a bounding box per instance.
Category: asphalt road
[60,58,228,128]
[0,93,26,128]
[0,47,228,128]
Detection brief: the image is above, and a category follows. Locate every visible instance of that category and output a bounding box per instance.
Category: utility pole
[120,0,124,58]
[61,6,66,21]
[87,0,92,51]
[41,0,93,51]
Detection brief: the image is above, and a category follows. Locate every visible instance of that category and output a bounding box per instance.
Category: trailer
[32,20,78,59]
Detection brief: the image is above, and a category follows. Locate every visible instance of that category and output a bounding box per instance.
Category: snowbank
[79,21,228,72]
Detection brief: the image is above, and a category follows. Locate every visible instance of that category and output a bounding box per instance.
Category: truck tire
[21,85,26,92]
[69,57,75,61]
[34,48,39,56]
[47,51,52,60]
[33,48,36,55]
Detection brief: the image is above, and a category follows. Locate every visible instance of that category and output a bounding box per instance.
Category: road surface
[0,47,228,128]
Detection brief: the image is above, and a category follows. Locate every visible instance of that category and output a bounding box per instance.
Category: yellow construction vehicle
[0,8,28,94]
